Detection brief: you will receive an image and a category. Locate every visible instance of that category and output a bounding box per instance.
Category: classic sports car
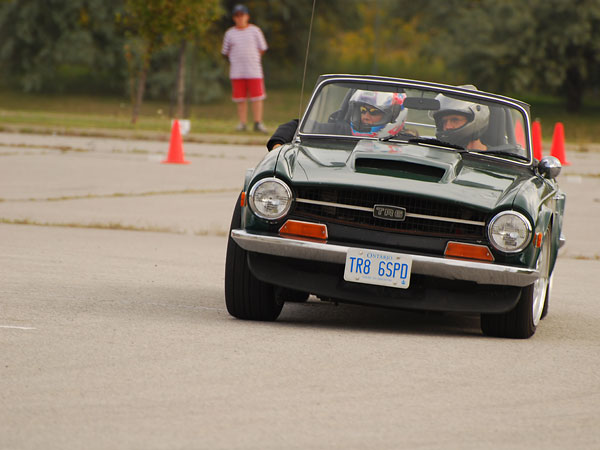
[224,75,566,338]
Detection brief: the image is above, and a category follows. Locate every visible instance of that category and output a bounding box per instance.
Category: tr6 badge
[373,205,406,221]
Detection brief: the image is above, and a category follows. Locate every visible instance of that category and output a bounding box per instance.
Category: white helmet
[348,90,407,137]
[432,88,490,147]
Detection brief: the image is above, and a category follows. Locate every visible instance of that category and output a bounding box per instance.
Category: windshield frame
[296,75,533,167]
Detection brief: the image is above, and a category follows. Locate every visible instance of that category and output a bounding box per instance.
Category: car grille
[292,187,487,239]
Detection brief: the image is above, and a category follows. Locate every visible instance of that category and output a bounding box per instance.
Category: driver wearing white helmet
[431,87,490,151]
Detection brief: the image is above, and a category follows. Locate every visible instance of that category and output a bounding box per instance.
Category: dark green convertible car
[225,75,566,338]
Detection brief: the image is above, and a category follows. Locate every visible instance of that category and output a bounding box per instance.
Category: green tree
[423,0,600,111]
[123,0,221,123]
[0,0,125,93]
[319,0,447,83]
[167,0,222,118]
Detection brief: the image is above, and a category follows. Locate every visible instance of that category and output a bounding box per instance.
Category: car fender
[548,189,566,275]
[512,175,562,272]
[273,143,298,184]
[242,145,289,231]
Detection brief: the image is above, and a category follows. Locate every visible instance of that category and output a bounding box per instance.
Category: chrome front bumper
[231,229,540,287]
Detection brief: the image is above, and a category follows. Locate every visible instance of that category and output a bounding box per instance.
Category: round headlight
[488,211,532,253]
[248,178,293,220]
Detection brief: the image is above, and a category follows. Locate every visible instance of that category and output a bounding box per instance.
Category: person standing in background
[221,4,268,133]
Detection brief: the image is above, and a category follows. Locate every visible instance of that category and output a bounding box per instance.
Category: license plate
[344,248,412,289]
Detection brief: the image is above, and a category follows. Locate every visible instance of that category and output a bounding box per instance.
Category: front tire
[540,272,553,320]
[481,229,551,339]
[224,194,283,321]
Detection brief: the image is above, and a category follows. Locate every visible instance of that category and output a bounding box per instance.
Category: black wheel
[224,193,283,321]
[481,228,551,339]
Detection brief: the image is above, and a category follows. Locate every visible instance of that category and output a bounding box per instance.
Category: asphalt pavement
[1,132,599,449]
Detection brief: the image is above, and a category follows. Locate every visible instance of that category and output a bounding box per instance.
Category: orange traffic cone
[514,120,526,148]
[162,120,190,164]
[532,120,543,160]
[550,122,570,165]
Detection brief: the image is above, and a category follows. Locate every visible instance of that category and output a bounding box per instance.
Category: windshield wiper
[379,134,466,151]
[470,149,530,162]
[407,137,466,151]
[378,130,416,142]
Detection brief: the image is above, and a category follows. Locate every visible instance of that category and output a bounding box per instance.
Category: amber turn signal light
[444,241,494,262]
[240,192,247,207]
[534,232,543,248]
[279,220,328,240]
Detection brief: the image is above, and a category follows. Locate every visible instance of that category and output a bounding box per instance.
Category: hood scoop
[355,157,446,182]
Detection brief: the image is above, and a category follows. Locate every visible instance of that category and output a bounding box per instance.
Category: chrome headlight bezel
[248,177,293,221]
[487,210,533,253]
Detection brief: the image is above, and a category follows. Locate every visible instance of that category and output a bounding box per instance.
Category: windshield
[299,79,530,162]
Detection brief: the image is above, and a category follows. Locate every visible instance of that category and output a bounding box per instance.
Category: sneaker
[235,122,247,132]
[254,122,268,133]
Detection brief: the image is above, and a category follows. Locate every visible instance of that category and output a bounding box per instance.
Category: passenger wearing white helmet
[347,90,408,138]
[267,89,408,150]
[431,86,490,151]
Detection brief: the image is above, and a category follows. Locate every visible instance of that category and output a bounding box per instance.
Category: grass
[0,217,228,236]
[3,187,238,203]
[522,94,600,143]
[0,217,176,233]
[0,88,310,136]
[572,254,600,261]
[1,88,599,143]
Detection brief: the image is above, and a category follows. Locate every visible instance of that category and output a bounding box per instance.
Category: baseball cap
[232,4,249,15]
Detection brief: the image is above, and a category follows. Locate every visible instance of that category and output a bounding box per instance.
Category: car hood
[276,139,533,212]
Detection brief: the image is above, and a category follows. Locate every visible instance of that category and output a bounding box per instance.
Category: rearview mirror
[404,97,440,111]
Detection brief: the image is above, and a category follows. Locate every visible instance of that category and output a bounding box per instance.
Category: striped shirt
[222,24,268,79]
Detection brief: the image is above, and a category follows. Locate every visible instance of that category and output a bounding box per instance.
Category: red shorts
[231,78,266,102]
